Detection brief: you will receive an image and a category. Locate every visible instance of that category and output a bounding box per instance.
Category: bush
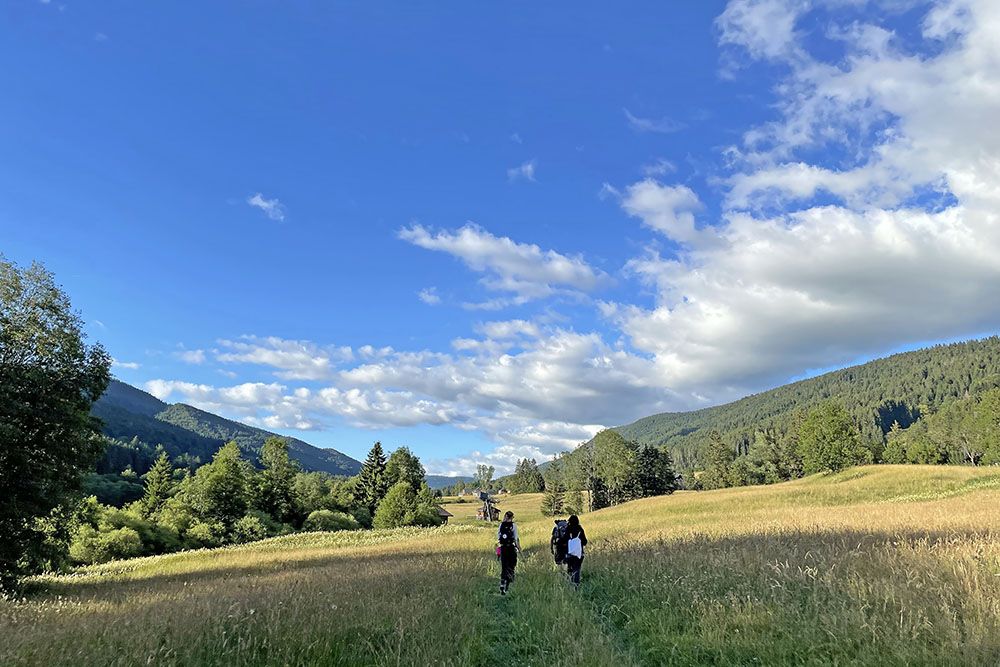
[409,505,443,528]
[232,515,268,544]
[303,510,361,532]
[185,521,222,548]
[69,526,143,565]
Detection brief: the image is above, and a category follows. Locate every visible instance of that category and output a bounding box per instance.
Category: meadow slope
[4,466,1000,666]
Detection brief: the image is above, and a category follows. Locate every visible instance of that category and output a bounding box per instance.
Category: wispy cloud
[624,108,685,134]
[507,159,536,182]
[246,192,286,221]
[641,158,677,176]
[112,358,140,370]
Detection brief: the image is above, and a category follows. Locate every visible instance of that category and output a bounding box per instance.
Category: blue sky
[5,1,1000,474]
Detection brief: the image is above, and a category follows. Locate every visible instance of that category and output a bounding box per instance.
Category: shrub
[185,521,222,548]
[303,510,361,532]
[232,515,268,544]
[69,526,143,565]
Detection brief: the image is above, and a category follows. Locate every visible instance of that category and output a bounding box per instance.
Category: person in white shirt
[564,514,588,588]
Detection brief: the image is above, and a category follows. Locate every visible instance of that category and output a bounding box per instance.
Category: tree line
[0,258,448,590]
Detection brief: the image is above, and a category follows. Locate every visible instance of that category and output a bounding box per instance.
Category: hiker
[564,514,588,588]
[497,510,521,595]
[550,518,568,567]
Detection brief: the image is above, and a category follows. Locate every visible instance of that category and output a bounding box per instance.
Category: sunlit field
[4,465,1000,665]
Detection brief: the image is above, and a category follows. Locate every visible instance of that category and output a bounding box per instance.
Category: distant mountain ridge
[92,380,472,487]
[598,336,1000,469]
[93,380,361,476]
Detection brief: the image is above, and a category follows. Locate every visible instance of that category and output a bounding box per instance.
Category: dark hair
[568,514,579,526]
[504,511,514,521]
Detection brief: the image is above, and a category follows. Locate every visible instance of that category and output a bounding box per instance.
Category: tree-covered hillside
[92,380,361,476]
[609,337,1000,469]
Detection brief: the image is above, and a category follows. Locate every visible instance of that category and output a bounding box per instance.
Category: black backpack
[552,520,568,554]
[498,521,516,547]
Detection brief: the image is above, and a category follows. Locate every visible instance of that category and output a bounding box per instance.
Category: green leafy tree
[540,462,566,516]
[0,258,111,589]
[385,447,426,492]
[357,441,389,514]
[593,430,637,505]
[475,464,495,490]
[257,437,299,523]
[139,453,175,517]
[372,481,416,529]
[194,441,251,531]
[797,402,874,474]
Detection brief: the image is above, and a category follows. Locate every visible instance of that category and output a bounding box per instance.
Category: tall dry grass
[3,465,999,665]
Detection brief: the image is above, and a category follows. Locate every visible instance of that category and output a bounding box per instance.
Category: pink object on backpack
[495,546,502,557]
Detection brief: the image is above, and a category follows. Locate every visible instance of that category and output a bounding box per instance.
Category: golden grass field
[3,465,1000,665]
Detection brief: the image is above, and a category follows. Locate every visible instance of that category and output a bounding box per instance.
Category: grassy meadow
[4,465,1000,665]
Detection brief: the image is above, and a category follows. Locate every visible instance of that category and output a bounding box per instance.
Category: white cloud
[507,159,536,182]
[177,349,206,364]
[111,358,140,370]
[510,132,523,144]
[246,192,286,221]
[399,223,608,304]
[624,108,686,134]
[417,287,442,305]
[606,0,1000,398]
[216,336,353,380]
[621,180,706,244]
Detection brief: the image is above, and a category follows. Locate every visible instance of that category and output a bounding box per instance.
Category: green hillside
[609,336,1000,469]
[92,380,361,476]
[7,465,1000,665]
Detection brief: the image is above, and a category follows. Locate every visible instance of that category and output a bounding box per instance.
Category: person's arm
[514,524,522,551]
[579,527,588,547]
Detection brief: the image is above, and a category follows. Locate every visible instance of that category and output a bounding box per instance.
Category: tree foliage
[797,402,874,474]
[357,442,388,514]
[0,258,112,589]
[384,447,426,493]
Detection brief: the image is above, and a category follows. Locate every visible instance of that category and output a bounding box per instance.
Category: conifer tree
[358,441,388,514]
[140,452,175,517]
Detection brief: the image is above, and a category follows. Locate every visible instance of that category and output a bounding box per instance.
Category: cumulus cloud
[507,159,536,182]
[246,192,286,221]
[398,223,608,304]
[607,0,1000,398]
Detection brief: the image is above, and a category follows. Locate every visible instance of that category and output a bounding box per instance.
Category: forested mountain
[92,380,362,476]
[606,337,1000,470]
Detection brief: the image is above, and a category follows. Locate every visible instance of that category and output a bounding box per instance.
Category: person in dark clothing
[497,511,521,595]
[564,514,588,588]
[550,519,568,567]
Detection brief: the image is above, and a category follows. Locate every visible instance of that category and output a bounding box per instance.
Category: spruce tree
[358,441,388,514]
[540,478,565,516]
[140,452,175,517]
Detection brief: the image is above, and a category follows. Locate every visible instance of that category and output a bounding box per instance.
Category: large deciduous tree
[0,258,111,589]
[384,446,425,493]
[797,402,873,474]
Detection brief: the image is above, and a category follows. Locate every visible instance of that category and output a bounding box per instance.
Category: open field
[4,465,1000,665]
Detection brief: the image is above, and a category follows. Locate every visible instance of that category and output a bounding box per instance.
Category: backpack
[498,521,516,547]
[551,520,568,553]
